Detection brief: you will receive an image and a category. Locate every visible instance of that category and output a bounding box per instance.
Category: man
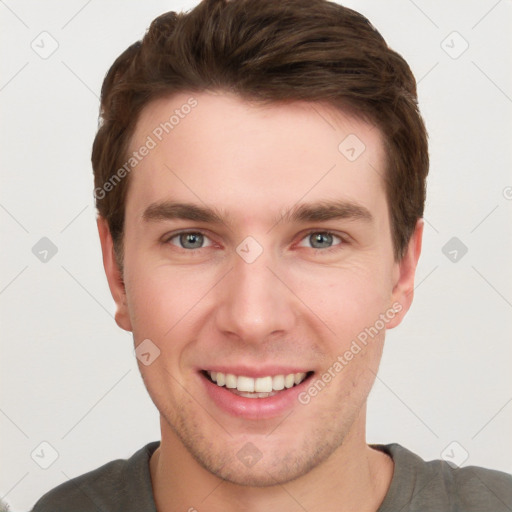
[32,0,512,510]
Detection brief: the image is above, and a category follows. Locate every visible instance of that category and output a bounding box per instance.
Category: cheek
[124,262,211,342]
[290,261,391,339]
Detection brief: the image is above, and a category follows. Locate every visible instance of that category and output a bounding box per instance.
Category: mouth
[202,370,314,399]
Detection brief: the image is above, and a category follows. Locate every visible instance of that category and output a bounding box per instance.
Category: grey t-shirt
[31,442,512,511]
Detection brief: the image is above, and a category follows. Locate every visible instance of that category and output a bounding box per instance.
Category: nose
[214,248,297,345]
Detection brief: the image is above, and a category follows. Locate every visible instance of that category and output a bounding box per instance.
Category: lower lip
[200,372,313,420]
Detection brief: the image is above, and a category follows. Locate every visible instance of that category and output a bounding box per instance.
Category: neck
[150,409,393,512]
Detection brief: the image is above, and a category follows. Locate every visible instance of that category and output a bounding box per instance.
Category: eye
[167,231,213,250]
[298,231,344,250]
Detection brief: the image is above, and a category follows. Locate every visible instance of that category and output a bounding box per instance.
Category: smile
[204,370,311,398]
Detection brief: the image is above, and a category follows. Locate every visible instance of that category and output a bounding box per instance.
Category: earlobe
[96,217,133,332]
[386,219,424,329]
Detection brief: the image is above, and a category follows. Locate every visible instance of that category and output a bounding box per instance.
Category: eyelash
[162,229,348,253]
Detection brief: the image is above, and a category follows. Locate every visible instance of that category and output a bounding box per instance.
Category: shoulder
[376,443,512,512]
[31,442,159,512]
[451,463,512,509]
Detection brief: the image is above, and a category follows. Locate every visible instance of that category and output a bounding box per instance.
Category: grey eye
[180,232,203,249]
[309,232,334,249]
[169,232,207,249]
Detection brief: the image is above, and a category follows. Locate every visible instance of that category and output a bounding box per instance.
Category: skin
[98,90,423,511]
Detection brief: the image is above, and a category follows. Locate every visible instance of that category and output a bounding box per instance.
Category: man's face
[99,91,419,486]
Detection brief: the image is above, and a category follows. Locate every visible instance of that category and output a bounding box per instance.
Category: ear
[97,216,133,332]
[386,218,424,329]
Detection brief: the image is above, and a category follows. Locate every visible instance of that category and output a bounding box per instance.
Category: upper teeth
[208,371,307,392]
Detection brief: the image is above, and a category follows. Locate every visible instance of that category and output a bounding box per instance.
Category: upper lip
[201,366,313,378]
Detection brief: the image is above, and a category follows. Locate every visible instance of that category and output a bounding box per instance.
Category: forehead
[125,91,388,226]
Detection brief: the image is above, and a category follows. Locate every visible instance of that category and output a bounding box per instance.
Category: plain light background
[1,1,511,510]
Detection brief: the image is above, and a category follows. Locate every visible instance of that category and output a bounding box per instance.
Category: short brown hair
[92,0,428,268]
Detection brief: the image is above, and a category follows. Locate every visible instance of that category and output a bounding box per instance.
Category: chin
[179,425,342,488]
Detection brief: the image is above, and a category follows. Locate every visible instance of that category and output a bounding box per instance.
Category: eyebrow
[141,199,373,226]
[142,201,226,224]
[279,200,373,224]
